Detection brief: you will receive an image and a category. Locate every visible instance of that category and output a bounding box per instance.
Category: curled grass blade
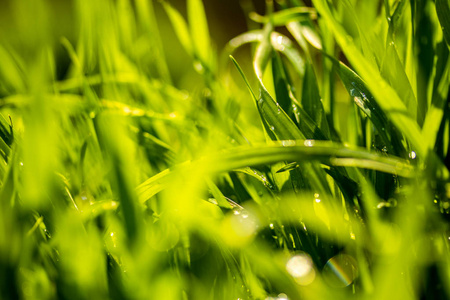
[137,141,415,202]
[225,31,304,77]
[249,7,317,26]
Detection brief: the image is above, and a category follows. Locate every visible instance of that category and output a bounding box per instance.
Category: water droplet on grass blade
[286,253,316,285]
[277,293,288,300]
[276,103,282,114]
[274,35,286,51]
[193,61,204,73]
[208,198,218,205]
[281,140,295,147]
[123,106,131,114]
[222,206,259,247]
[314,193,320,203]
[304,140,314,147]
[322,254,358,288]
[265,294,289,300]
[148,220,180,251]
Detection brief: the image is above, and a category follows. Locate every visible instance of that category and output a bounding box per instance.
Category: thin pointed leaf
[335,61,391,145]
[162,1,193,55]
[380,42,417,120]
[0,46,26,94]
[271,51,291,114]
[206,179,233,209]
[187,0,211,64]
[301,62,329,137]
[436,0,450,48]
[422,42,450,149]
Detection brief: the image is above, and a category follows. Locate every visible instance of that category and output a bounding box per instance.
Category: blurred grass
[0,0,450,299]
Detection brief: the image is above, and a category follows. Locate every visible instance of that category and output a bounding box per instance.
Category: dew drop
[304,140,315,147]
[281,140,295,147]
[181,91,189,100]
[377,201,388,209]
[276,35,284,45]
[123,106,131,114]
[276,103,282,114]
[193,61,204,73]
[322,254,358,288]
[278,293,288,300]
[208,198,218,205]
[286,253,316,286]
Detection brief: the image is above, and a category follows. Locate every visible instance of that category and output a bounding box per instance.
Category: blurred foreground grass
[0,0,450,299]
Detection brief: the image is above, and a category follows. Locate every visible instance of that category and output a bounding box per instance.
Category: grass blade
[187,0,211,66]
[249,7,317,26]
[436,0,450,48]
[302,62,329,137]
[137,141,415,202]
[312,0,427,157]
[162,1,193,56]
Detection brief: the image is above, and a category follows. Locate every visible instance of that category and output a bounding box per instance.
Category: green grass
[0,0,450,299]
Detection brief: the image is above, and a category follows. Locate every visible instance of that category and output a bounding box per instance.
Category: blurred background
[0,0,267,88]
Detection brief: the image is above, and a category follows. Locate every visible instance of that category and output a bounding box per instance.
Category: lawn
[0,0,449,299]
